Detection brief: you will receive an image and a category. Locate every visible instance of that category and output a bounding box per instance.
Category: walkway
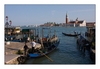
[5,42,31,64]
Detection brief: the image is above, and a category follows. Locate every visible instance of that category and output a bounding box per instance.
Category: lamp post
[5,16,8,25]
[5,16,9,41]
[9,20,12,26]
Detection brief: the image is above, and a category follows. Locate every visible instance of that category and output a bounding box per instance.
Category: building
[86,22,95,37]
[5,26,21,35]
[86,22,95,27]
[65,13,86,27]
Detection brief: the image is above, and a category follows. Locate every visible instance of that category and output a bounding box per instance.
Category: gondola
[28,39,60,58]
[28,27,60,58]
[62,32,80,37]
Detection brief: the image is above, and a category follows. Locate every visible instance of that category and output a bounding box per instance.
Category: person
[74,31,76,35]
[23,42,28,55]
[31,40,36,53]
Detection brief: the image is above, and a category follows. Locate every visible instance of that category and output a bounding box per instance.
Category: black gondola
[62,32,80,37]
[28,39,60,58]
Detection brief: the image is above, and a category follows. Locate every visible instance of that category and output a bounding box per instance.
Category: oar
[38,49,53,62]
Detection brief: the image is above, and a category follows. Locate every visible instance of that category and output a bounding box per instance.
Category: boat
[28,40,59,58]
[17,39,60,64]
[28,27,60,58]
[77,35,91,51]
[62,32,80,37]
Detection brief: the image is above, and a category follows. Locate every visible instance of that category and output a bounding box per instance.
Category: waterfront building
[86,22,95,27]
[86,22,95,37]
[65,13,86,27]
[5,26,21,35]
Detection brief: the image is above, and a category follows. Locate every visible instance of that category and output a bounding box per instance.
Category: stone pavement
[5,54,20,64]
[5,42,32,64]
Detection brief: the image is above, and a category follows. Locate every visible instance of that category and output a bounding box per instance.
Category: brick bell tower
[66,13,68,24]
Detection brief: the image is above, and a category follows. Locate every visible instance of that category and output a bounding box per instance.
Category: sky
[5,4,96,26]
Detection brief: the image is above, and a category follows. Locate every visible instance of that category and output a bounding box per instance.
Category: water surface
[24,26,94,64]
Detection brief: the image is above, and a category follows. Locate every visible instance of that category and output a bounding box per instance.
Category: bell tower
[66,13,68,24]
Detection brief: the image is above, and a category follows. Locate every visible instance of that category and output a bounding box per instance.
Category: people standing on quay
[31,40,36,53]
[23,42,28,55]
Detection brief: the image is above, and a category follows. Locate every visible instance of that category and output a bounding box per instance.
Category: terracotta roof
[69,21,75,23]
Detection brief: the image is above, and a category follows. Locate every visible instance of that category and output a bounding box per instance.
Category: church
[65,13,86,27]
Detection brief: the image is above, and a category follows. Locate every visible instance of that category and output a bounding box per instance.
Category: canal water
[24,26,94,64]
